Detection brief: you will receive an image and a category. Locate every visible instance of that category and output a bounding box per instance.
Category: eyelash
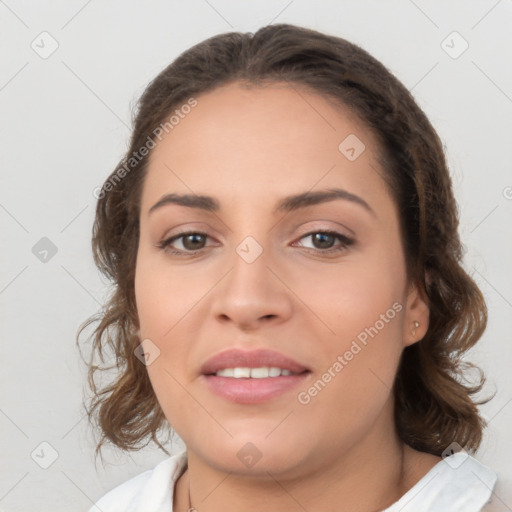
[157,229,355,257]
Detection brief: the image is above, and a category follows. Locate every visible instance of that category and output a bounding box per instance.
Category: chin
[193,433,313,478]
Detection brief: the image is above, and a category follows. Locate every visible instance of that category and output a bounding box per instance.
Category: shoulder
[384,451,498,512]
[88,450,188,512]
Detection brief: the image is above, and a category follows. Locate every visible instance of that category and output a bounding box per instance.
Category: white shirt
[89,450,497,512]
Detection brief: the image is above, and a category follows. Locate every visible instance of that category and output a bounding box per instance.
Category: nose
[210,240,293,331]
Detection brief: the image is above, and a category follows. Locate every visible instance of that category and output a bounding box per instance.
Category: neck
[175,407,419,512]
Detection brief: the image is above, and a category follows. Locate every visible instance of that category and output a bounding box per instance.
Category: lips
[199,348,311,404]
[200,348,309,375]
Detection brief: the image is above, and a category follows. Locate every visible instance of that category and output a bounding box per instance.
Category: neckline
[169,451,494,511]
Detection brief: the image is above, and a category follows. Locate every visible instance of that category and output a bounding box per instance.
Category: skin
[134,82,440,512]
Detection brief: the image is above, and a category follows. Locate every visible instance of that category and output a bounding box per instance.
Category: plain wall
[1,0,511,510]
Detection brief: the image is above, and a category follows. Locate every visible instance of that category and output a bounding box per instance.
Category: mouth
[200,348,311,404]
[213,367,301,378]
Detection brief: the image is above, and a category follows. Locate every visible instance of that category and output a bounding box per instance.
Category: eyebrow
[148,187,375,217]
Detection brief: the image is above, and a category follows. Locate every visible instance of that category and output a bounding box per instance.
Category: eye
[157,230,355,256]
[157,231,212,255]
[293,230,355,254]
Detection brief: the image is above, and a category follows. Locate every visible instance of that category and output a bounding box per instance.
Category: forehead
[141,82,390,214]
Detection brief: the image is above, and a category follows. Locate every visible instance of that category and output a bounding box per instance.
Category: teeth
[214,366,297,378]
[250,367,269,379]
[216,368,234,377]
[233,367,250,378]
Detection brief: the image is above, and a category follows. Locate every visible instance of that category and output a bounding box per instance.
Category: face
[134,82,428,478]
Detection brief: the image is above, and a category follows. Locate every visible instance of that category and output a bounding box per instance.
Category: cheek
[134,246,212,337]
[295,267,404,434]
[295,249,405,343]
[134,255,197,429]
[293,249,405,400]
[134,248,216,403]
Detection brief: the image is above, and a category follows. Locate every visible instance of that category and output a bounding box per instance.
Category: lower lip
[201,373,310,404]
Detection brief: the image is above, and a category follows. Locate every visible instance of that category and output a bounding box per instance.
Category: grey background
[1,0,511,510]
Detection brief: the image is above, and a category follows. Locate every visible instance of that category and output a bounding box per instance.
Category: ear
[402,280,429,348]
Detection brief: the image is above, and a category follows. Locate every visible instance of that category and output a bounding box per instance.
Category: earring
[412,320,420,337]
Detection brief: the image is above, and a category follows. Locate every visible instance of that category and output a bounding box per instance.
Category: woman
[81,23,497,511]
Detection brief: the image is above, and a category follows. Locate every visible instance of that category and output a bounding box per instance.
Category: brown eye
[180,233,207,250]
[295,231,355,254]
[310,232,336,249]
[158,231,210,254]
[158,230,354,257]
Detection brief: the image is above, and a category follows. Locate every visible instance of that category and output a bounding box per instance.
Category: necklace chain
[187,471,194,511]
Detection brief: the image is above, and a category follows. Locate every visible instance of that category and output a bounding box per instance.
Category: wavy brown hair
[77,23,490,460]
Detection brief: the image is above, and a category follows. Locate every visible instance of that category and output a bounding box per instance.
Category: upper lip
[200,348,310,375]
